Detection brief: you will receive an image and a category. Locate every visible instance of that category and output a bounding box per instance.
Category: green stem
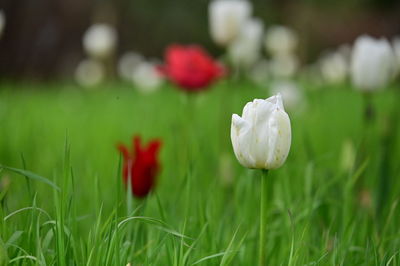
[259,169,269,266]
[363,92,374,125]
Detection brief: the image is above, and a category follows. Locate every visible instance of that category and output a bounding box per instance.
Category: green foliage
[0,81,399,265]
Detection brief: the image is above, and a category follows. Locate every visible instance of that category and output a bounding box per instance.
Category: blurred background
[0,0,399,81]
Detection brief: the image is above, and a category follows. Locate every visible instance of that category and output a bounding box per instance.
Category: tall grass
[0,81,399,265]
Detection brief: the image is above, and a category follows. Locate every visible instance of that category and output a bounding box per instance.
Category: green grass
[0,80,399,265]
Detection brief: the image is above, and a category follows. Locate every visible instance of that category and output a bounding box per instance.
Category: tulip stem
[259,169,269,266]
[363,93,375,125]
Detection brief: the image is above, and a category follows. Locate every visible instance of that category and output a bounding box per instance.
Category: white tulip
[231,94,291,169]
[269,54,299,79]
[0,10,5,38]
[319,51,348,83]
[75,59,105,88]
[132,61,163,93]
[228,18,264,69]
[209,0,252,46]
[265,25,298,56]
[270,80,302,110]
[83,23,117,59]
[118,52,144,81]
[350,35,396,91]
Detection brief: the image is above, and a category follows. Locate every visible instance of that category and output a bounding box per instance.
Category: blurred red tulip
[159,44,225,92]
[117,136,162,198]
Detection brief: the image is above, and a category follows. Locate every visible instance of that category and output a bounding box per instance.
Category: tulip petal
[266,109,291,169]
[231,114,255,168]
[117,144,131,160]
[133,136,142,156]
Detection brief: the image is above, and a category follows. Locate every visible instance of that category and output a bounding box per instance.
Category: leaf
[5,231,24,246]
[0,165,59,191]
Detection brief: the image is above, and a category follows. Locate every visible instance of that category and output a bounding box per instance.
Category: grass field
[0,80,399,265]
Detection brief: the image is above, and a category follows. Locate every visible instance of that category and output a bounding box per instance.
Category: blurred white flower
[231,94,291,169]
[83,24,117,59]
[319,51,348,83]
[269,54,299,79]
[228,18,264,69]
[132,61,163,93]
[270,80,302,110]
[350,35,396,91]
[265,25,298,56]
[209,0,252,46]
[0,10,5,38]
[248,60,270,86]
[118,52,144,81]
[75,59,105,88]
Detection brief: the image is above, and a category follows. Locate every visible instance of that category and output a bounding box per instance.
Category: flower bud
[268,54,299,79]
[83,23,117,59]
[117,136,162,198]
[350,35,396,91]
[231,94,291,169]
[158,44,224,92]
[265,25,298,57]
[75,59,105,88]
[118,52,144,81]
[208,0,252,46]
[319,50,348,84]
[228,18,264,69]
[132,61,164,93]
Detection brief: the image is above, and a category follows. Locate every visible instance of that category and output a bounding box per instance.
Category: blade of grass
[0,165,59,191]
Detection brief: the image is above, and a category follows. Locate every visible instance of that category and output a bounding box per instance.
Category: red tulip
[117,136,162,198]
[159,44,225,92]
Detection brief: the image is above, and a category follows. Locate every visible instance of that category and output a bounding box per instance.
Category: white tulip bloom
[231,94,291,169]
[228,18,264,69]
[209,0,252,46]
[269,54,299,79]
[350,35,396,91]
[0,10,5,38]
[265,25,298,56]
[83,23,117,59]
[118,52,144,81]
[319,51,348,83]
[75,59,105,88]
[132,61,163,93]
[270,80,302,110]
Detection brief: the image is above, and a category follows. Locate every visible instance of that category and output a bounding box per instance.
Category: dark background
[0,0,399,80]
